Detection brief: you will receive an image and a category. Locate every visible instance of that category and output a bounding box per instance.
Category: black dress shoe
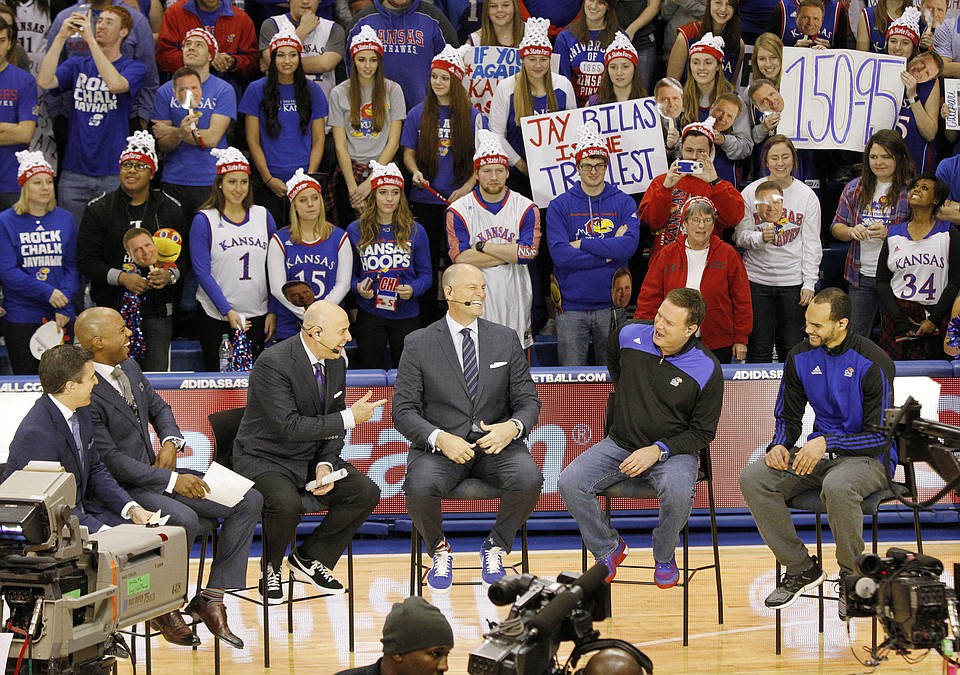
[151,610,202,647]
[186,595,244,649]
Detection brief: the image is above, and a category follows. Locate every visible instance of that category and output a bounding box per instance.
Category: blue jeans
[558,436,699,562]
[635,43,658,96]
[556,308,621,366]
[58,170,119,227]
[746,282,805,363]
[849,273,879,339]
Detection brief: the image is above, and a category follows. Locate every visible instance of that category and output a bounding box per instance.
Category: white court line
[634,618,827,647]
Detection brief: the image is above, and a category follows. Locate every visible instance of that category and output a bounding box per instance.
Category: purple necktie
[314,362,326,406]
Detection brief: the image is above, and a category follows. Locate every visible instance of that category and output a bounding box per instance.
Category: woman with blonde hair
[267,169,352,341]
[556,0,623,106]
[0,150,77,374]
[468,0,524,46]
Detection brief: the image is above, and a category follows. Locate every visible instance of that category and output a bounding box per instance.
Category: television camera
[0,467,188,675]
[839,398,960,666]
[468,563,653,675]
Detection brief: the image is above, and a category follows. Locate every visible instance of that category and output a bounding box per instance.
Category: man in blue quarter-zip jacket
[559,287,723,588]
[739,287,896,617]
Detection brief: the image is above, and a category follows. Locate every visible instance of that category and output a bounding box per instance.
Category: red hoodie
[635,233,753,350]
[157,0,259,77]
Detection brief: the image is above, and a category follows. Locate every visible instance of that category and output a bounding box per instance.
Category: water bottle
[218,334,233,372]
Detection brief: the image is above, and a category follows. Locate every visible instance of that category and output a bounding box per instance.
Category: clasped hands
[765,436,827,475]
[436,421,517,464]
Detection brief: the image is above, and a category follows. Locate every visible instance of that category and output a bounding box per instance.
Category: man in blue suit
[3,344,197,646]
[75,307,261,650]
[393,263,543,593]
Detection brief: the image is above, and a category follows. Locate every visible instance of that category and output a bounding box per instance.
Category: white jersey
[197,207,271,320]
[271,14,335,99]
[447,190,538,348]
[885,221,953,306]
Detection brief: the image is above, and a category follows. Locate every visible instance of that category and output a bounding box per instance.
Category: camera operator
[582,648,649,675]
[335,596,453,675]
[739,288,896,618]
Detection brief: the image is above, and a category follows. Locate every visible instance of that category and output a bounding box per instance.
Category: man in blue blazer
[393,263,543,592]
[3,344,196,645]
[75,307,261,649]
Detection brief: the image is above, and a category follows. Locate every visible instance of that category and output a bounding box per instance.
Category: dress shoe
[150,610,201,647]
[186,594,244,649]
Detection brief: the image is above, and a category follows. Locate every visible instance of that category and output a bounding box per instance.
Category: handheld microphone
[526,563,607,637]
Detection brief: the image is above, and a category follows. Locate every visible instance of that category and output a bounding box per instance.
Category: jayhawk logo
[35,267,49,281]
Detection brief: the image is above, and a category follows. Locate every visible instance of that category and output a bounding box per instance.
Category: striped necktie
[460,328,478,400]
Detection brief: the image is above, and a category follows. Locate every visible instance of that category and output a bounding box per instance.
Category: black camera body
[842,547,949,651]
[469,564,652,675]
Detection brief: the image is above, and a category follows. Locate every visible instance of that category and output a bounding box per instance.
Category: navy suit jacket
[89,358,183,493]
[393,317,541,450]
[3,395,133,531]
[233,335,349,485]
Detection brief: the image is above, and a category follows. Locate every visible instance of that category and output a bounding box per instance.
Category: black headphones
[568,638,654,674]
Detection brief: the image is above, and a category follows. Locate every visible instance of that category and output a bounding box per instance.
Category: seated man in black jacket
[76,131,187,372]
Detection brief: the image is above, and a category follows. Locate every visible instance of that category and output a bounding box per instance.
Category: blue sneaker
[598,537,629,582]
[480,544,506,585]
[427,541,454,593]
[655,557,679,588]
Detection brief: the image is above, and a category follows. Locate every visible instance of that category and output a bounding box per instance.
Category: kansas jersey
[885,219,953,305]
[779,0,842,46]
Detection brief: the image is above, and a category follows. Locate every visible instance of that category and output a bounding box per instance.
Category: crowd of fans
[2,0,960,375]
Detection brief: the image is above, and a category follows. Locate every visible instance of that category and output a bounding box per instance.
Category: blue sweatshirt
[0,207,79,324]
[347,0,448,111]
[546,182,640,312]
[347,219,431,320]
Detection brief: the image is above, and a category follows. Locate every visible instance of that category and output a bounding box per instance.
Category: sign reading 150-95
[778,47,905,152]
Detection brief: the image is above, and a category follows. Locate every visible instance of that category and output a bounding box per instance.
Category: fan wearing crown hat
[401,43,483,324]
[329,25,407,222]
[240,25,329,227]
[346,161,432,369]
[151,29,237,223]
[190,147,278,371]
[678,33,753,189]
[445,129,541,349]
[0,151,77,374]
[588,31,648,106]
[637,116,745,256]
[489,17,577,182]
[77,131,189,372]
[667,0,746,84]
[346,0,457,111]
[555,0,623,107]
[886,6,940,173]
[258,0,344,105]
[546,122,640,366]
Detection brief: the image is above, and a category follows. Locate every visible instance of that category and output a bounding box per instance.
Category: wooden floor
[120,542,958,675]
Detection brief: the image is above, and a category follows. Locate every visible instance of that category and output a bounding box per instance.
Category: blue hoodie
[347,0,452,111]
[546,182,640,312]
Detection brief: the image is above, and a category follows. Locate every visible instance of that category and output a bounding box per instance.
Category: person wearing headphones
[232,299,385,603]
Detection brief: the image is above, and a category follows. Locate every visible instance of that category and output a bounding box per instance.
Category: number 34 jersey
[884,220,955,305]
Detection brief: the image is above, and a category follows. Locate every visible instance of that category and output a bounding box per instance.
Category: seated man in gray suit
[233,300,384,603]
[75,307,262,650]
[393,263,543,592]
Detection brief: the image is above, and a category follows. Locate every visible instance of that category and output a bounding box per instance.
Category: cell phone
[677,160,703,175]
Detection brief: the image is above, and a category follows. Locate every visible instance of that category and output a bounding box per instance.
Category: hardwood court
[122,542,958,674]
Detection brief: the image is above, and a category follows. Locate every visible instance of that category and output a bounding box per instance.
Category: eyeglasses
[120,161,151,172]
[578,163,607,174]
[685,217,715,226]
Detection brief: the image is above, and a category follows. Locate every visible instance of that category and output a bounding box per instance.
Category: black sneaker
[287,550,345,595]
[837,573,850,621]
[259,562,283,605]
[764,557,826,609]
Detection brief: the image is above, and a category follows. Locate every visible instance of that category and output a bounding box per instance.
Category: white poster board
[463,46,560,115]
[778,47,905,152]
[945,79,960,131]
[520,97,668,208]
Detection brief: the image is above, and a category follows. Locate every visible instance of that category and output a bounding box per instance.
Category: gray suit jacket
[233,335,348,485]
[88,358,183,494]
[393,317,541,450]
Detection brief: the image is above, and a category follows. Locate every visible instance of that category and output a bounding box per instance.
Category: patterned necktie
[112,365,139,420]
[314,362,326,407]
[70,413,83,471]
[460,328,479,400]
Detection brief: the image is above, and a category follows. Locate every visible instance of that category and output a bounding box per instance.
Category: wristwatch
[168,437,186,452]
[475,239,485,253]
[658,446,670,462]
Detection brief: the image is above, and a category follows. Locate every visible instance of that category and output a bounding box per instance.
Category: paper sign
[520,97,668,208]
[778,47,905,152]
[945,79,960,130]
[202,461,255,508]
[462,47,561,115]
